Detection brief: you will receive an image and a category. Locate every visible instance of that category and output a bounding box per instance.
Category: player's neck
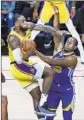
[19,31,26,36]
[15,28,21,34]
[15,28,26,36]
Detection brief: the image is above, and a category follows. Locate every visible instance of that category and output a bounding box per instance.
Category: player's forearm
[35,50,52,65]
[53,11,61,50]
[34,1,40,11]
[34,25,57,34]
[35,50,68,67]
[26,22,36,30]
[53,5,60,29]
[35,50,65,66]
[53,13,60,29]
[30,24,57,40]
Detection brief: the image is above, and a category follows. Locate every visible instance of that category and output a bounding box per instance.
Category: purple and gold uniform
[46,52,75,120]
[8,29,45,91]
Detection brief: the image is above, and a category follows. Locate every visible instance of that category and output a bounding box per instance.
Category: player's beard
[20,26,28,32]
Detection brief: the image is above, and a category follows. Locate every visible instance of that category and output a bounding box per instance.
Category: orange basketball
[21,40,36,52]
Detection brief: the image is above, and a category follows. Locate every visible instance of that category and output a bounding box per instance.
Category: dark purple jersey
[51,52,75,92]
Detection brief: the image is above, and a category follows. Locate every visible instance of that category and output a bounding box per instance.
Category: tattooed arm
[8,35,30,63]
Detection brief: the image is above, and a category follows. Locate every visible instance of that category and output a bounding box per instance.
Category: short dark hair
[14,14,22,23]
[68,36,78,46]
[71,37,78,46]
[74,38,78,47]
[14,14,25,23]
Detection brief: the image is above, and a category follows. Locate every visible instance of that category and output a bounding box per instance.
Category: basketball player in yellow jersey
[7,14,59,119]
[30,0,84,63]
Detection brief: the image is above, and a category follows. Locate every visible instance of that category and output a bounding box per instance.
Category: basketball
[21,40,36,53]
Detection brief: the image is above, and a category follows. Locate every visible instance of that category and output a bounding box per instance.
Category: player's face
[20,22,28,31]
[64,38,75,52]
[15,16,26,29]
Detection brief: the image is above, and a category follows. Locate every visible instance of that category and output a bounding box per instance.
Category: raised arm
[33,24,57,35]
[20,21,58,34]
[33,1,40,20]
[52,5,62,53]
[52,4,71,54]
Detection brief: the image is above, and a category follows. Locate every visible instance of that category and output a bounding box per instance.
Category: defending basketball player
[30,0,84,63]
[35,36,78,120]
[33,6,78,119]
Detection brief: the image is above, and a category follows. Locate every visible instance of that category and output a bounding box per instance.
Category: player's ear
[74,46,77,50]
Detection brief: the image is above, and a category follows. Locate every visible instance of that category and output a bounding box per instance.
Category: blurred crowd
[1,0,84,55]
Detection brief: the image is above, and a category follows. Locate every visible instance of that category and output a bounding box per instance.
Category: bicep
[8,35,20,50]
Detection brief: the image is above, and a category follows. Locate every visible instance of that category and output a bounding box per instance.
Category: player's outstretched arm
[33,24,57,35]
[35,50,77,68]
[33,24,71,36]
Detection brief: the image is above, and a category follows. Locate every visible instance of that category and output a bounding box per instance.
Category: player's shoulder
[8,34,19,42]
[68,54,77,60]
[66,55,78,67]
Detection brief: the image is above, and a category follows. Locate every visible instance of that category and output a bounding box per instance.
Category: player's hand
[20,43,36,60]
[20,47,30,60]
[20,41,29,59]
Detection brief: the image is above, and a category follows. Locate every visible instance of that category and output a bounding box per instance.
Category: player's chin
[20,26,28,31]
[64,48,69,52]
